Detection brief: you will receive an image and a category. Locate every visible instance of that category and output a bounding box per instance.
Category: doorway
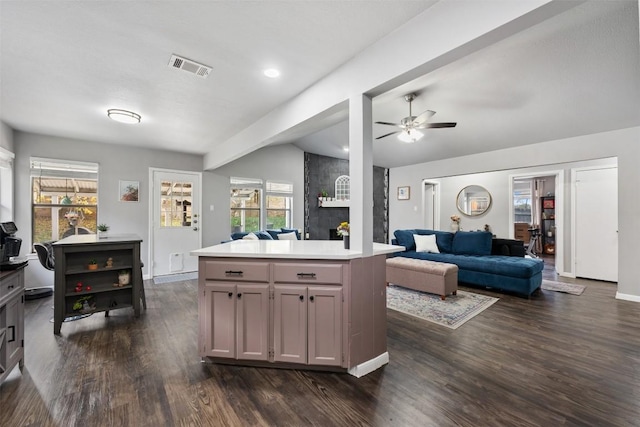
[510,170,563,274]
[149,168,202,278]
[422,181,440,230]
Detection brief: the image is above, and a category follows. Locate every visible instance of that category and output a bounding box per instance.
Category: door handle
[193,227,198,231]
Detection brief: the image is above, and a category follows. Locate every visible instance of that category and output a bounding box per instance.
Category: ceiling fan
[375,93,456,143]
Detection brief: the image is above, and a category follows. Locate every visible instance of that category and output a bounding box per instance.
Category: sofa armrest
[492,238,525,257]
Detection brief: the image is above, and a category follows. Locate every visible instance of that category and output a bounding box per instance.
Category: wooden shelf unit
[53,234,142,334]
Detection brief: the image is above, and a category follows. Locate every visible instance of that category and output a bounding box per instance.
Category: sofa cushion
[414,234,440,253]
[253,231,274,240]
[452,231,492,256]
[231,232,249,240]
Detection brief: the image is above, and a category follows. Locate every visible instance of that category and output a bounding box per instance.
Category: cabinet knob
[299,295,304,301]
[237,293,242,299]
[228,292,233,298]
[309,295,315,302]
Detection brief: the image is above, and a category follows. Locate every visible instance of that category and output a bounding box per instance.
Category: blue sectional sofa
[230,228,301,240]
[392,229,544,296]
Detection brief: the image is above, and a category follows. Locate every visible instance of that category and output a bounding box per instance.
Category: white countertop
[190,240,404,260]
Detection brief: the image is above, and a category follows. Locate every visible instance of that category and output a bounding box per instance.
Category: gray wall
[14,130,203,276]
[389,126,640,299]
[305,152,388,243]
[0,122,13,152]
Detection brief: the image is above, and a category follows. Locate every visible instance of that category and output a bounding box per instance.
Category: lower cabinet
[273,285,342,366]
[1,268,25,385]
[202,282,269,361]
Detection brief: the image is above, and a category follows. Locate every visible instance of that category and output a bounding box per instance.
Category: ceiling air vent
[168,54,211,79]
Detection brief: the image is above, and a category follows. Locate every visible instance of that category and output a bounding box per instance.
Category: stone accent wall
[304,152,388,243]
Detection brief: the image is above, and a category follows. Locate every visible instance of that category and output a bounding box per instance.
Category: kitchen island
[191,240,403,377]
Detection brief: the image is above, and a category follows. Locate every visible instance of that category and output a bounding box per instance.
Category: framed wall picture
[397,186,410,200]
[119,180,139,202]
[543,198,555,209]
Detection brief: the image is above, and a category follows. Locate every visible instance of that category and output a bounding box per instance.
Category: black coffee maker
[0,221,27,270]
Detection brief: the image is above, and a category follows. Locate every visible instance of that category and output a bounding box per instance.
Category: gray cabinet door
[5,294,23,368]
[308,287,342,367]
[273,285,307,364]
[203,282,236,358]
[236,284,269,361]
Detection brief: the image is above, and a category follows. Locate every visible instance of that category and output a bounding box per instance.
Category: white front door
[151,169,201,277]
[575,167,618,282]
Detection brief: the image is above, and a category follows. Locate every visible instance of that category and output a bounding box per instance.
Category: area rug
[541,280,585,296]
[153,272,198,284]
[386,285,499,329]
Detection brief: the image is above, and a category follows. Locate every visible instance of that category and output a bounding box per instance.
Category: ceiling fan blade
[375,131,400,140]
[414,109,436,123]
[375,121,402,127]
[415,122,457,129]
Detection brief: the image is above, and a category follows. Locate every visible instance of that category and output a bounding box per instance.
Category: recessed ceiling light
[107,109,141,124]
[263,68,280,78]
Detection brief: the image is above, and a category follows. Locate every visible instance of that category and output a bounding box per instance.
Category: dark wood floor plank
[2,265,640,426]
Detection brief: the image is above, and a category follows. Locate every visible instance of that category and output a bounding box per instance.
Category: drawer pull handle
[8,285,14,289]
[297,273,316,278]
[225,270,243,276]
[309,295,315,302]
[299,295,304,301]
[8,325,15,343]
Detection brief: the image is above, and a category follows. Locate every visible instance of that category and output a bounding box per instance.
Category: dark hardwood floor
[2,259,639,426]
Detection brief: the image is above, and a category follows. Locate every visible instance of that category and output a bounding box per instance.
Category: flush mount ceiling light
[107,109,141,124]
[397,129,423,143]
[263,68,280,78]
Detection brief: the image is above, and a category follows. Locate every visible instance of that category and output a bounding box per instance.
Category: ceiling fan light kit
[398,129,423,143]
[375,93,456,141]
[107,109,141,124]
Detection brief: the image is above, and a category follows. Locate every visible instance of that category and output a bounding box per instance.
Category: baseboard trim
[348,352,389,378]
[615,292,640,303]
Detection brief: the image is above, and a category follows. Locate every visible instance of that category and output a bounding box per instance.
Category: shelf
[66,265,134,275]
[318,199,349,208]
[65,284,132,297]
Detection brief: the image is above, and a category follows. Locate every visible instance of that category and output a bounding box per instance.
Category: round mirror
[456,185,492,216]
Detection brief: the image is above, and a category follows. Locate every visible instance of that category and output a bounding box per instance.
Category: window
[335,175,350,201]
[230,177,262,233]
[160,181,193,227]
[513,180,532,224]
[31,158,99,245]
[266,181,293,229]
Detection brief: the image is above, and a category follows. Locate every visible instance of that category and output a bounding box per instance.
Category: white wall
[389,126,640,298]
[14,131,203,277]
[203,144,305,246]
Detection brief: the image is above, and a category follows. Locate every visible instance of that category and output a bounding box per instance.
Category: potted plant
[118,270,130,286]
[97,223,109,238]
[88,259,98,270]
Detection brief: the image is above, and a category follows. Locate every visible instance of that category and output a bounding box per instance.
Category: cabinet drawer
[273,263,343,285]
[205,261,270,282]
[0,270,24,301]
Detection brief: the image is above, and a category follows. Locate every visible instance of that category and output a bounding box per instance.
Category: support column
[349,94,373,256]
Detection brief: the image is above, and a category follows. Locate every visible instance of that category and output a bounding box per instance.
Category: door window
[160,181,193,227]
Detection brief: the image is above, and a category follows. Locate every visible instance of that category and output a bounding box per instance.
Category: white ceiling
[1,1,639,169]
[294,0,640,167]
[0,0,436,154]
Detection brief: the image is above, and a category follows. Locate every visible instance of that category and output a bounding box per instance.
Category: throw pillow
[277,232,298,240]
[414,234,440,253]
[280,228,301,239]
[242,233,259,240]
[254,230,274,240]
